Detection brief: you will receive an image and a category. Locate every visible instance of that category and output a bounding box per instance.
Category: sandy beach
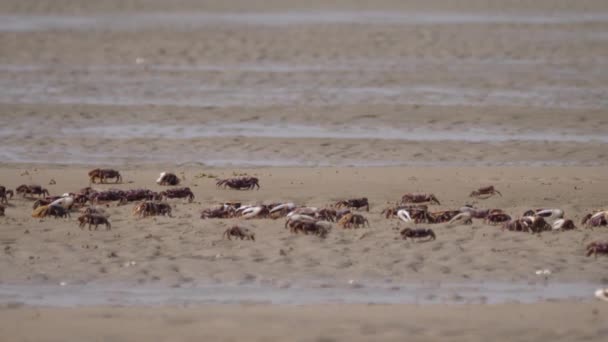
[1,0,608,340]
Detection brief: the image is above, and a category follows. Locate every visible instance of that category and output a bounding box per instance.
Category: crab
[291,221,332,238]
[16,184,49,198]
[427,210,461,224]
[223,225,255,240]
[337,213,369,229]
[216,177,260,190]
[315,208,338,222]
[78,214,111,230]
[469,185,502,198]
[32,196,60,209]
[133,201,172,218]
[88,168,122,184]
[401,193,440,205]
[89,189,126,203]
[200,205,235,219]
[236,205,271,219]
[0,186,13,204]
[484,210,512,225]
[156,172,180,186]
[385,205,430,223]
[32,204,70,219]
[552,218,577,230]
[118,189,159,205]
[451,206,509,224]
[285,214,318,229]
[268,202,298,217]
[586,241,608,258]
[335,197,369,211]
[81,205,108,217]
[382,204,428,219]
[582,210,608,228]
[160,187,194,202]
[400,228,436,241]
[502,216,551,234]
[522,208,564,222]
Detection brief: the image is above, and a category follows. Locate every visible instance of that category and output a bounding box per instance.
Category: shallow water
[0,281,599,307]
[53,123,608,143]
[2,11,608,32]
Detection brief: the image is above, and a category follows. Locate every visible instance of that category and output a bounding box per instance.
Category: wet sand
[2,302,607,342]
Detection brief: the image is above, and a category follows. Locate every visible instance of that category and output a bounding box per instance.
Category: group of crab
[215,198,372,241]
[3,173,607,258]
[378,186,608,253]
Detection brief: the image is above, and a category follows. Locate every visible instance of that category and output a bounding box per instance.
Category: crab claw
[397,209,412,223]
[241,206,263,219]
[270,202,296,213]
[156,172,167,184]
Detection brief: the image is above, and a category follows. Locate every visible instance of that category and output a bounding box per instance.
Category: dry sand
[2,0,608,340]
[1,166,608,286]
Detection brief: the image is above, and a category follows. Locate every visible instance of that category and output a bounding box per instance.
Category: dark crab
[78,214,111,230]
[223,225,255,240]
[16,184,49,198]
[400,228,436,241]
[160,187,194,202]
[156,172,180,186]
[0,186,14,204]
[335,197,369,211]
[216,177,260,190]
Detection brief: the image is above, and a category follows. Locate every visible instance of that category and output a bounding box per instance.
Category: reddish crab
[401,193,440,205]
[503,216,551,234]
[0,186,13,204]
[586,241,608,258]
[400,228,436,241]
[582,211,608,228]
[484,210,512,225]
[89,189,126,203]
[160,187,194,202]
[335,197,369,211]
[469,186,502,198]
[88,168,122,184]
[223,225,255,241]
[216,177,260,190]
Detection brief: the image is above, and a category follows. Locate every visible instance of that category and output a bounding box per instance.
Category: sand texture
[1,166,607,287]
[2,0,608,341]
